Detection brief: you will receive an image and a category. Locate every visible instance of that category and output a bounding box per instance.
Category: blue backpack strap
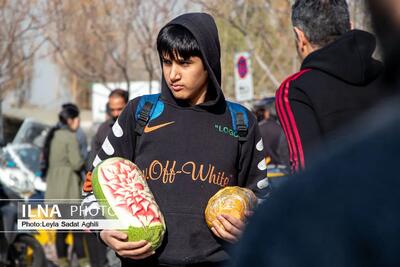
[133,93,161,161]
[134,93,161,136]
[227,101,249,172]
[226,101,249,142]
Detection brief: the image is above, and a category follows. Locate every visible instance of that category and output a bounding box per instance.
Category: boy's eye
[179,60,192,65]
[162,59,172,65]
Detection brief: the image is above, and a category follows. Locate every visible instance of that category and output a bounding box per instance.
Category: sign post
[234,52,254,102]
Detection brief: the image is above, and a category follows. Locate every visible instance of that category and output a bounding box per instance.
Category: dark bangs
[157,24,202,61]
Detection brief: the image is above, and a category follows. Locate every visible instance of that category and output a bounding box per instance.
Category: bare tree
[348,0,370,30]
[128,0,181,93]
[0,0,45,99]
[43,0,140,94]
[0,0,46,143]
[196,0,297,99]
[42,0,185,102]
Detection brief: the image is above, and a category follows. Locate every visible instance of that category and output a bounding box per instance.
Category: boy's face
[162,53,208,105]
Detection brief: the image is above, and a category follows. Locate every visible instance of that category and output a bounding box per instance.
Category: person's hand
[211,211,253,243]
[100,230,154,260]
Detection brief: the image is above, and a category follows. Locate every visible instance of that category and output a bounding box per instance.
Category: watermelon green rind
[91,157,166,249]
[125,224,165,249]
[92,162,118,219]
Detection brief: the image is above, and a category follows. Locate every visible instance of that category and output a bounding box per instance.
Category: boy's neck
[189,86,208,105]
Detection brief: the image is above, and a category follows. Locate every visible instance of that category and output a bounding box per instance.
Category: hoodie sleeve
[276,78,322,174]
[238,112,270,199]
[81,99,137,221]
[90,100,137,170]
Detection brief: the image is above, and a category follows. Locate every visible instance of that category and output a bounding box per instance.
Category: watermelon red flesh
[97,158,162,226]
[92,157,165,247]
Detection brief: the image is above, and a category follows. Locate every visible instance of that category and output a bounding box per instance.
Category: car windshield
[12,119,50,148]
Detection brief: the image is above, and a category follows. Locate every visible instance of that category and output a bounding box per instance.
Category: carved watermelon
[92,157,165,249]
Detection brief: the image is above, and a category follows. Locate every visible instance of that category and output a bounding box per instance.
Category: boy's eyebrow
[161,53,191,62]
[178,58,192,62]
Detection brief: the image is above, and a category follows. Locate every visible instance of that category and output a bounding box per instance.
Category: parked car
[12,118,50,148]
[0,118,49,266]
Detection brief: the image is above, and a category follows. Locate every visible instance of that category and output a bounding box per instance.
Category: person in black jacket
[87,89,128,168]
[230,0,400,266]
[255,97,289,167]
[86,89,128,267]
[82,13,269,267]
[276,0,385,173]
[231,0,400,267]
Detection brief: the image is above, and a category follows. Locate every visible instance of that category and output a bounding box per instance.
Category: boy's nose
[169,64,181,81]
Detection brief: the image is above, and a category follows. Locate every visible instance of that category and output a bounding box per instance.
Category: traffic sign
[234,52,254,102]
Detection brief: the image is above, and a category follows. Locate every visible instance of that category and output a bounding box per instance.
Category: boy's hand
[211,211,253,243]
[100,230,154,260]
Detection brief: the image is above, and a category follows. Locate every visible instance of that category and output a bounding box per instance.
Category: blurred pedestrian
[85,90,128,267]
[43,104,88,267]
[87,89,128,168]
[276,0,385,173]
[62,103,88,162]
[230,0,400,266]
[62,103,89,182]
[255,97,289,167]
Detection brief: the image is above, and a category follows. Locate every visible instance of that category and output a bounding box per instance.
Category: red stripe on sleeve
[275,69,311,173]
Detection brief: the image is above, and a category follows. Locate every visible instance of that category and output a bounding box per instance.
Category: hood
[159,12,225,110]
[301,30,383,85]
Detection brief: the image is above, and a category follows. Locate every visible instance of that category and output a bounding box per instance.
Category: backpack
[133,93,249,170]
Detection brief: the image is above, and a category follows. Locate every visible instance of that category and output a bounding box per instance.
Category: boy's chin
[170,91,188,100]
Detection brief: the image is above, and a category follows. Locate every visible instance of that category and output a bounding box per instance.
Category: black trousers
[55,231,85,259]
[121,256,228,267]
[85,233,108,267]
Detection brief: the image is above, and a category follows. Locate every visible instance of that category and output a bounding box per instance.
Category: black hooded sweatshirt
[275,30,384,173]
[84,13,269,266]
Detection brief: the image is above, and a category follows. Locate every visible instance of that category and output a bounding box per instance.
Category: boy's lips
[171,84,184,91]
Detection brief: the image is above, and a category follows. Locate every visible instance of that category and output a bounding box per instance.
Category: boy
[83,12,268,267]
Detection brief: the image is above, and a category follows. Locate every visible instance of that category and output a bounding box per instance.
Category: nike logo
[144,121,175,133]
